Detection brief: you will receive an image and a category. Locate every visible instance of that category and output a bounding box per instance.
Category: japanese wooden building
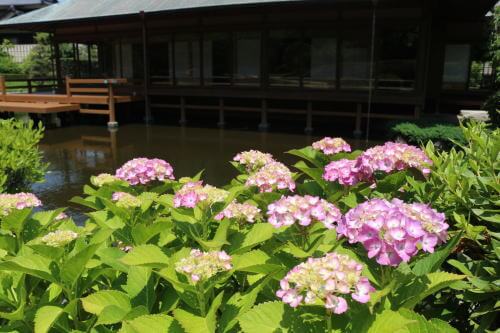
[0,0,495,133]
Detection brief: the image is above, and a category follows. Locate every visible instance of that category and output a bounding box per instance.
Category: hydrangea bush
[0,139,469,333]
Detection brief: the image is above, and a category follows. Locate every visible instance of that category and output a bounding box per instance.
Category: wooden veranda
[0,76,142,126]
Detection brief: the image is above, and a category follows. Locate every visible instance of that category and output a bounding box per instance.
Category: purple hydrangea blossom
[312,137,351,155]
[116,158,174,185]
[267,195,342,229]
[0,193,42,216]
[277,252,375,313]
[338,198,448,266]
[245,162,295,193]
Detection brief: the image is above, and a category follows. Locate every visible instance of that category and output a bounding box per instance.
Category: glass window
[149,36,172,85]
[203,33,233,86]
[268,30,302,87]
[442,44,470,90]
[174,34,200,86]
[234,32,261,86]
[303,31,337,89]
[341,38,370,89]
[377,27,418,91]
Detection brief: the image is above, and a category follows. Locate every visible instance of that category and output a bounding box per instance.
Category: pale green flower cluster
[175,249,232,283]
[91,173,120,187]
[112,192,142,209]
[41,230,78,247]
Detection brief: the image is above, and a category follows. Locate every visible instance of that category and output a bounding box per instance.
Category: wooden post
[87,44,92,77]
[65,76,71,101]
[27,79,32,94]
[107,81,118,128]
[259,99,269,131]
[141,11,152,124]
[354,103,363,138]
[179,96,187,125]
[414,105,421,119]
[305,101,313,133]
[0,76,6,101]
[53,42,63,90]
[218,98,225,128]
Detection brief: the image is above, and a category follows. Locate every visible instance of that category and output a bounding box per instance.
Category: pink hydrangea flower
[245,162,295,193]
[175,249,232,284]
[116,158,174,185]
[338,198,448,266]
[173,181,228,208]
[323,159,365,186]
[312,137,351,155]
[233,150,275,173]
[356,142,432,177]
[215,201,261,224]
[0,193,42,216]
[267,195,341,229]
[277,252,375,313]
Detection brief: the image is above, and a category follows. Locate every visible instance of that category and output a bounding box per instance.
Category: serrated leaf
[411,234,461,276]
[395,272,465,309]
[219,276,272,333]
[34,306,63,333]
[366,309,414,333]
[398,308,458,333]
[81,290,131,316]
[119,314,184,333]
[120,245,169,267]
[228,223,275,254]
[0,254,57,282]
[61,244,100,287]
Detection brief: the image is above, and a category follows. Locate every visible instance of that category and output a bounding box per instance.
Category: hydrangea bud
[41,230,78,247]
[112,192,141,209]
[339,198,448,266]
[173,181,228,208]
[0,193,42,216]
[267,195,341,229]
[215,201,261,224]
[277,252,375,313]
[91,173,120,187]
[116,158,175,185]
[312,137,351,155]
[233,150,275,173]
[175,249,232,283]
[55,212,69,221]
[246,162,295,193]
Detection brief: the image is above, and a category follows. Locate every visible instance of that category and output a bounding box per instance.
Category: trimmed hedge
[390,121,465,149]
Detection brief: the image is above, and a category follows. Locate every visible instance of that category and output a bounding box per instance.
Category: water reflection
[32,125,376,219]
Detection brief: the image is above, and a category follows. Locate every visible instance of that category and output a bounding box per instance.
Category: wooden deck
[0,76,142,126]
[0,101,80,114]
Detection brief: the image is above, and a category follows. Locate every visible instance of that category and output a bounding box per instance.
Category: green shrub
[0,118,48,193]
[406,122,499,331]
[390,121,465,149]
[0,139,465,332]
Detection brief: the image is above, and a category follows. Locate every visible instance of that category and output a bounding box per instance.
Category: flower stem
[325,311,333,333]
[197,284,206,317]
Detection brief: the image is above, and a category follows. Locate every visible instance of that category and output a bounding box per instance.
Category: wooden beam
[141,12,152,124]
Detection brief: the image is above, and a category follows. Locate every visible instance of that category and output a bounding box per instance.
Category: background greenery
[0,119,47,193]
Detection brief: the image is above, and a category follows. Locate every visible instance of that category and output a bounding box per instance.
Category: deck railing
[1,75,59,94]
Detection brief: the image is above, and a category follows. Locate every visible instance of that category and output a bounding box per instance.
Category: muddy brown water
[32,125,377,221]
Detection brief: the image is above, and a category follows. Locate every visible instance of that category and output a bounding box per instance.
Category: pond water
[32,125,377,220]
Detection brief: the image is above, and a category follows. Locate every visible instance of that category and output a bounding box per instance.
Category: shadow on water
[32,125,380,221]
